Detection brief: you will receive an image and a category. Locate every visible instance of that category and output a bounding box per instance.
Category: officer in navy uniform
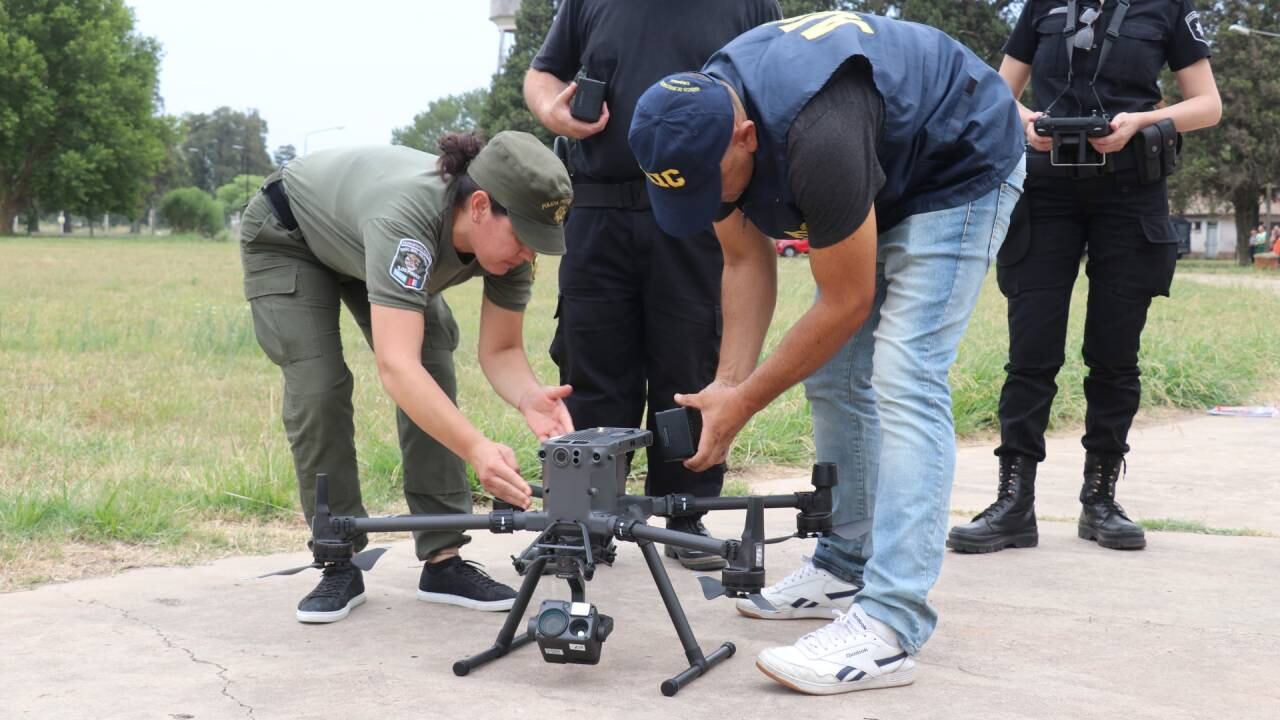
[629,10,1025,694]
[948,0,1221,555]
[523,0,781,570]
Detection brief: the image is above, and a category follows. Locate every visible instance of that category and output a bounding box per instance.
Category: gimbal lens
[537,607,570,637]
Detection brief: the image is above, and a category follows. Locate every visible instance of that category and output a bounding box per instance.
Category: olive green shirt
[281,145,533,313]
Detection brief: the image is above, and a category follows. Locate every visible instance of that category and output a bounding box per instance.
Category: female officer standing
[949,0,1221,554]
[242,131,575,622]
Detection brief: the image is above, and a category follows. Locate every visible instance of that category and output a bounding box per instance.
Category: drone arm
[334,511,550,536]
[615,519,733,558]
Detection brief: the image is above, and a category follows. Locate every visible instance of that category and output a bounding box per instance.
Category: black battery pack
[655,407,701,462]
[570,69,607,123]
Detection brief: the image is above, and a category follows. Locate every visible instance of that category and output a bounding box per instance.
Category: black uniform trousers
[551,203,725,498]
[995,173,1178,461]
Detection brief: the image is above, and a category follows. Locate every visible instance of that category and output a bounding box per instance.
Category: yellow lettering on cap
[645,169,686,189]
[659,79,702,93]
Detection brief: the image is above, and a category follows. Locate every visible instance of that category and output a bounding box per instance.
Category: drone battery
[655,407,701,461]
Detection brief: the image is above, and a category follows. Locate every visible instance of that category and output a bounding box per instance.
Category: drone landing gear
[453,539,734,696]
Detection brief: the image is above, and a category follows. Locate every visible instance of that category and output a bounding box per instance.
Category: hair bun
[437,132,486,176]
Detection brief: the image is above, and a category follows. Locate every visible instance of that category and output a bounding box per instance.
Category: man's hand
[518,384,575,441]
[1090,112,1145,154]
[675,380,755,472]
[539,82,610,140]
[467,440,533,509]
[1024,111,1051,152]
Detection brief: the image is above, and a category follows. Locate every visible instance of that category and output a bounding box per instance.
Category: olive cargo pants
[239,191,471,560]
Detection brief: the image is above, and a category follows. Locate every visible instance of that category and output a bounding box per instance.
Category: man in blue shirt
[629,11,1024,694]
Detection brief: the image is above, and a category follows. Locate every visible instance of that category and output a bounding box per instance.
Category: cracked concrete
[2,412,1276,719]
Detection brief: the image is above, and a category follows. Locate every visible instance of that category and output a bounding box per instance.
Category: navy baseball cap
[628,73,735,238]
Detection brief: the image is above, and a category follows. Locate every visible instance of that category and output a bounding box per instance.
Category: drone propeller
[694,575,777,612]
[256,546,389,579]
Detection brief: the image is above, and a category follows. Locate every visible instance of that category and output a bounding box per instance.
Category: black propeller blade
[350,546,388,572]
[694,575,777,612]
[257,547,389,578]
[257,562,322,579]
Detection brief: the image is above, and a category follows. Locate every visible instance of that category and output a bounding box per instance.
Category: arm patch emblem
[389,238,431,291]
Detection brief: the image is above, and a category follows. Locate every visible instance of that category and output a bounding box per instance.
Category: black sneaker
[664,517,729,571]
[296,562,365,624]
[417,556,517,612]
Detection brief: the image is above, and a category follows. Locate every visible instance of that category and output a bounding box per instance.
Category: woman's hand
[518,384,575,441]
[466,440,533,509]
[1090,112,1145,154]
[1024,111,1052,152]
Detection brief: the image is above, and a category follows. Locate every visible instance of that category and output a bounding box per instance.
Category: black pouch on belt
[1134,118,1180,184]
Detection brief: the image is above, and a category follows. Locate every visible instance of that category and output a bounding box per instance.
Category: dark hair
[437,131,507,215]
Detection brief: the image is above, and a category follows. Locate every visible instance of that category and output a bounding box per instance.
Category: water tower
[490,0,521,69]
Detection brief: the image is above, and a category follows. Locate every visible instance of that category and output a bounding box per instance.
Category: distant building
[1178,191,1280,258]
[490,0,521,69]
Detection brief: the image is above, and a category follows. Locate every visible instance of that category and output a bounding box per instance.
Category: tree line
[5,0,1280,260]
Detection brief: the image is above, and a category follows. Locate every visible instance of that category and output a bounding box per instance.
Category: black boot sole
[664,545,729,570]
[946,531,1039,554]
[1078,525,1147,550]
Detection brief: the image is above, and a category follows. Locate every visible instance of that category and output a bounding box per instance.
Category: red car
[775,238,810,257]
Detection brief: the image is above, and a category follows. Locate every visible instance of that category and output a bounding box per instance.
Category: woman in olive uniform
[949,0,1221,555]
[241,131,575,623]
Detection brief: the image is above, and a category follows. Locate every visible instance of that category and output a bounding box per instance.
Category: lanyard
[1045,0,1132,118]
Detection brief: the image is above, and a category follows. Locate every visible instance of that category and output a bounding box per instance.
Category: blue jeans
[806,158,1025,654]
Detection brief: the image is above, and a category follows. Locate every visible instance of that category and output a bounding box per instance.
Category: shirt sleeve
[362,217,434,312]
[483,261,534,312]
[786,63,886,249]
[1168,1,1212,71]
[530,0,581,81]
[1003,0,1038,64]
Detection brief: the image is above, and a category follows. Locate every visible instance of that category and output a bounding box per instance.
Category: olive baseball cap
[468,131,572,255]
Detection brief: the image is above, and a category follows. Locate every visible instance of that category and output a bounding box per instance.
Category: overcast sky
[127,0,506,154]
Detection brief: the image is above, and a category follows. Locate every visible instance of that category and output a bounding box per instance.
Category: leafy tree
[181,107,273,193]
[393,88,489,151]
[216,174,265,213]
[482,0,557,145]
[272,144,297,167]
[0,0,168,235]
[159,187,224,238]
[778,1,1018,67]
[1168,1,1280,265]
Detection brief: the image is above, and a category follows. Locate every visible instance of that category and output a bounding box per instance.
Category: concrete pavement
[3,410,1278,719]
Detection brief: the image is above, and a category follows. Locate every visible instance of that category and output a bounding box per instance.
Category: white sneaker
[735,556,859,620]
[755,605,915,695]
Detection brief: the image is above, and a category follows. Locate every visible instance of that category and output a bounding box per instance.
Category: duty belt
[262,172,299,232]
[571,180,651,210]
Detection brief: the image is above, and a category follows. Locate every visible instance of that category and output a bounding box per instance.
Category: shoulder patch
[389,238,431,291]
[1185,10,1209,47]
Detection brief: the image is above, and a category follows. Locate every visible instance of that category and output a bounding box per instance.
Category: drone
[263,414,853,696]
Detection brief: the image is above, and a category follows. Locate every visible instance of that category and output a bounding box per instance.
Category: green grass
[1137,518,1270,537]
[1175,258,1277,275]
[2,236,1278,558]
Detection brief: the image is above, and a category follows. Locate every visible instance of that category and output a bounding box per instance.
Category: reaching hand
[674,380,755,472]
[540,82,610,140]
[519,384,575,441]
[467,440,532,509]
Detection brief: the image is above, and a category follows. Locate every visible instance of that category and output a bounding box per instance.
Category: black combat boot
[947,455,1039,553]
[1078,452,1146,550]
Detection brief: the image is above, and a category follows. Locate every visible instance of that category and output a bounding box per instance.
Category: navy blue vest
[704,12,1024,236]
